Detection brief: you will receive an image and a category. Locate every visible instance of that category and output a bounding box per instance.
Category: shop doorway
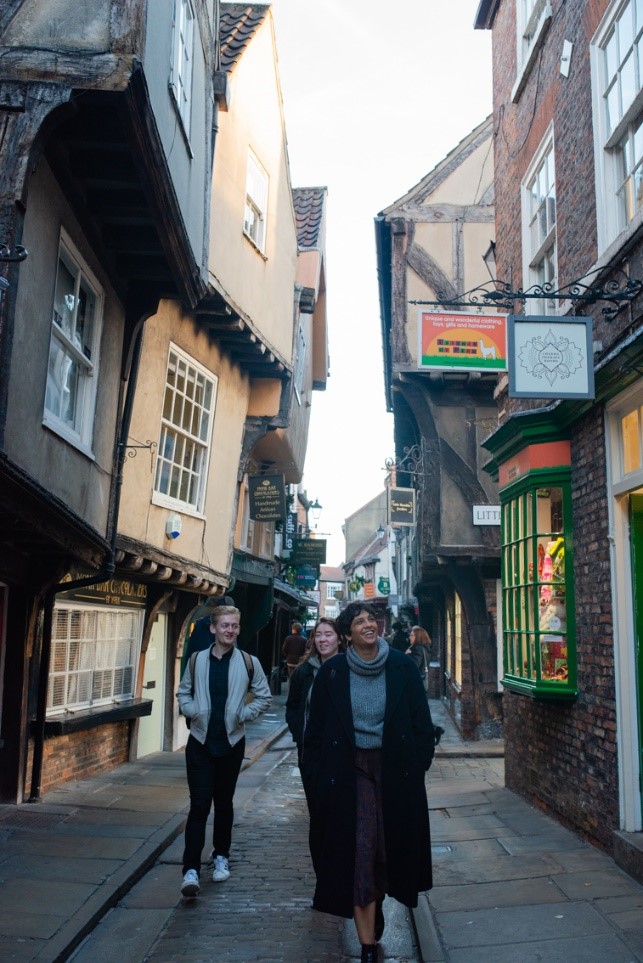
[629,494,643,819]
[137,614,166,757]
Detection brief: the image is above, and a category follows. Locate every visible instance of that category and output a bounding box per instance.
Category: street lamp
[482,239,496,282]
[310,498,322,524]
[376,524,385,539]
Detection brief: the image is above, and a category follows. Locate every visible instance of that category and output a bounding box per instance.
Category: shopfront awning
[273,578,317,608]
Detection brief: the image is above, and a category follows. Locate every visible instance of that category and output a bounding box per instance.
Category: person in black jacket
[285,618,341,799]
[302,602,435,963]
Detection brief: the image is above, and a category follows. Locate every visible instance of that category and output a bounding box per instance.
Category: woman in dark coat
[285,617,341,767]
[302,601,435,963]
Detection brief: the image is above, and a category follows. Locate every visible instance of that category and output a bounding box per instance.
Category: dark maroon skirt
[354,748,387,907]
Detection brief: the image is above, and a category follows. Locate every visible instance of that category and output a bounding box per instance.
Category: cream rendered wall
[428,139,494,206]
[119,300,250,573]
[209,11,297,363]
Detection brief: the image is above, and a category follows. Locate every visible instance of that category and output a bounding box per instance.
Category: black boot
[360,944,377,963]
[375,899,385,941]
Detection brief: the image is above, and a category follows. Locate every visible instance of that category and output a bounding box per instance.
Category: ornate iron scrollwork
[410,267,643,322]
[119,439,157,471]
[384,443,425,489]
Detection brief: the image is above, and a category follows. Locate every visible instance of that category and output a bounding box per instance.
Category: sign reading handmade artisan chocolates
[248,473,286,521]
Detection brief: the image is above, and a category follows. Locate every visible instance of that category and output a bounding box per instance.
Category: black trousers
[182,734,245,874]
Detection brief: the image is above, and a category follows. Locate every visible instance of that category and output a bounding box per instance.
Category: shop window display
[501,468,576,699]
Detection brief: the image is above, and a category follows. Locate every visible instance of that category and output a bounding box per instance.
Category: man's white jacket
[176,646,271,747]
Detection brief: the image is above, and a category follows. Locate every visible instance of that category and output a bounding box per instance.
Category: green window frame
[500,466,577,699]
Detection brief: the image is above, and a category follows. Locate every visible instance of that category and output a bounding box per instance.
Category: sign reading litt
[419,311,507,372]
[389,487,416,526]
[248,473,286,521]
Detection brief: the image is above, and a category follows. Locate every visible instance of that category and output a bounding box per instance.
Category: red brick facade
[481,0,642,859]
[27,724,130,795]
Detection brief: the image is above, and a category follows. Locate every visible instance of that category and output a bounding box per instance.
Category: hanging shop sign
[282,511,298,556]
[378,577,391,595]
[507,315,595,399]
[295,564,318,588]
[418,311,507,372]
[248,473,286,521]
[292,537,327,567]
[388,487,416,526]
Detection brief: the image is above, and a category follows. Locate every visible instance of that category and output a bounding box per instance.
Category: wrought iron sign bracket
[384,443,426,490]
[119,439,157,472]
[410,268,643,322]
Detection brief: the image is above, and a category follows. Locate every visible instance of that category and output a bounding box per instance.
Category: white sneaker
[212,855,230,882]
[181,868,200,898]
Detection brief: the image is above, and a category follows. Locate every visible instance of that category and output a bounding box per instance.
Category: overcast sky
[270,0,493,564]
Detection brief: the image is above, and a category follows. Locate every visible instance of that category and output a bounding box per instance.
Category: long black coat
[302,647,435,919]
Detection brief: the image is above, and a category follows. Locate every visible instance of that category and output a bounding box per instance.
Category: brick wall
[504,408,619,851]
[489,0,623,850]
[27,723,130,795]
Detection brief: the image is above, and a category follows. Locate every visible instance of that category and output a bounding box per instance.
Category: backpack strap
[240,649,254,682]
[189,650,198,697]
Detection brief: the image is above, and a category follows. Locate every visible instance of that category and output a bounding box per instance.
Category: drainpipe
[29,314,149,801]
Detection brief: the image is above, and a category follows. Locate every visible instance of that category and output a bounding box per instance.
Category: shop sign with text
[249,473,286,521]
[389,487,416,526]
[292,538,327,567]
[508,315,594,399]
[419,311,507,372]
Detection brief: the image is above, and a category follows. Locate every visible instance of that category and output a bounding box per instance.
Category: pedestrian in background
[285,618,341,802]
[176,605,271,900]
[389,619,410,652]
[406,625,432,694]
[302,601,436,963]
[282,621,307,678]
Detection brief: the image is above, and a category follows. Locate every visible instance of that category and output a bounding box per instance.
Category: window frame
[43,230,103,455]
[153,344,217,516]
[500,467,577,699]
[521,129,558,315]
[244,149,269,254]
[169,0,195,139]
[512,0,553,102]
[591,0,643,253]
[47,603,144,716]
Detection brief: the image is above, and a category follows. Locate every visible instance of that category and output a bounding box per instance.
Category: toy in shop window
[539,537,567,681]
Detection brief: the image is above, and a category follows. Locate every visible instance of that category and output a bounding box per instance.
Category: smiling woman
[302,601,437,963]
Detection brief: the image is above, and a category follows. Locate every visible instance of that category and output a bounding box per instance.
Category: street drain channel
[431,844,453,853]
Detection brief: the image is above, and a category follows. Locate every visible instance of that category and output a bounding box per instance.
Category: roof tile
[220,3,270,72]
[292,187,327,250]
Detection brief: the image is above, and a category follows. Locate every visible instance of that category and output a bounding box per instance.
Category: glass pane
[618,4,635,65]
[541,635,568,682]
[622,407,641,472]
[46,337,79,427]
[621,50,637,113]
[605,31,618,85]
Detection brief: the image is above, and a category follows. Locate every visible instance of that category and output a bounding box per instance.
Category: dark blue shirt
[205,646,233,757]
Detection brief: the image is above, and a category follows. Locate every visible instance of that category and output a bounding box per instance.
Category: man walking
[281,621,307,678]
[176,605,271,898]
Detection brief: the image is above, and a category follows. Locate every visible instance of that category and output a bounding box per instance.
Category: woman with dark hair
[285,617,341,770]
[302,601,435,963]
[406,625,432,693]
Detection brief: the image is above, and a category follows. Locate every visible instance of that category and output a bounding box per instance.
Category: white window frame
[153,344,217,515]
[592,0,643,254]
[170,0,195,138]
[43,229,103,455]
[512,0,552,102]
[521,128,558,315]
[47,603,144,715]
[244,149,269,253]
